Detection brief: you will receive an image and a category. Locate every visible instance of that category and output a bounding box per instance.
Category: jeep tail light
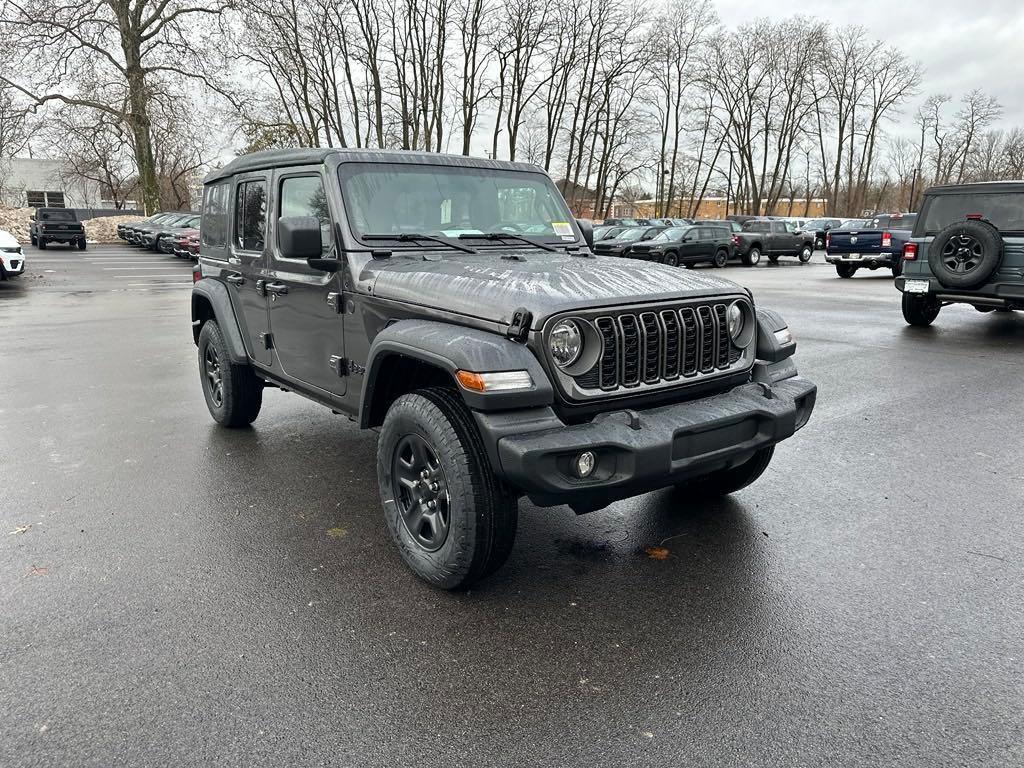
[881,232,892,248]
[903,242,918,261]
[192,265,201,283]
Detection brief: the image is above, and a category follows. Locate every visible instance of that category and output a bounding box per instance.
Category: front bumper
[825,252,894,267]
[0,252,25,277]
[475,375,816,509]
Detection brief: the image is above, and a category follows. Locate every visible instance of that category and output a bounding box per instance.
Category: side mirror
[278,215,324,261]
[576,218,594,249]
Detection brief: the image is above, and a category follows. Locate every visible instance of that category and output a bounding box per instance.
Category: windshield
[40,210,75,221]
[615,227,648,241]
[339,163,577,242]
[838,219,871,230]
[920,193,1024,234]
[653,227,687,242]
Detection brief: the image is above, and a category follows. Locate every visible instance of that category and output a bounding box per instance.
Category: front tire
[197,321,263,426]
[836,263,857,278]
[77,238,87,251]
[902,293,941,326]
[38,238,47,250]
[377,387,518,589]
[678,447,775,498]
[662,251,679,267]
[798,245,812,263]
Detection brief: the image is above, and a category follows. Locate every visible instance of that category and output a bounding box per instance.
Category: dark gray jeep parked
[191,149,817,588]
[896,182,1024,325]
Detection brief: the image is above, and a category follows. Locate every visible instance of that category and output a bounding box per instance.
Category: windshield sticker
[552,221,573,236]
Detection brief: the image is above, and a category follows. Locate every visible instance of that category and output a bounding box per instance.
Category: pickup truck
[825,214,917,278]
[29,208,87,250]
[732,220,814,266]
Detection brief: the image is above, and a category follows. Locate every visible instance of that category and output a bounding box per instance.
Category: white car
[0,229,25,280]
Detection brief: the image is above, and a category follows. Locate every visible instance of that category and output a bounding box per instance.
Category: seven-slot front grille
[579,302,740,392]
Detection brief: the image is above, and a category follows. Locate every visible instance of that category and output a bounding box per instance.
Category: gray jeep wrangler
[191,149,817,588]
[897,181,1024,325]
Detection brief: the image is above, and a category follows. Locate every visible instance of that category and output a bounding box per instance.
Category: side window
[201,182,229,248]
[235,180,267,251]
[279,175,333,255]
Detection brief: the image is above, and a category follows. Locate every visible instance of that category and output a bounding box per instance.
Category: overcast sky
[718,0,1024,129]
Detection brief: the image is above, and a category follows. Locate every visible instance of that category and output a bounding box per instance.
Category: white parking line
[123,283,191,287]
[102,266,191,270]
[113,274,191,278]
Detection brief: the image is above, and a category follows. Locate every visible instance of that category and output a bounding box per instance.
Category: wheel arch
[191,279,248,364]
[360,320,554,428]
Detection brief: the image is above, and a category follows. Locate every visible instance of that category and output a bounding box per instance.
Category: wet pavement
[1,244,1022,767]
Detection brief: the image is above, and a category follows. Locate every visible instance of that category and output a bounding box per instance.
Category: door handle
[225,273,245,285]
[265,282,288,295]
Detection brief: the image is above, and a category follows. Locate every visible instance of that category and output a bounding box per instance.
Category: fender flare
[360,320,554,427]
[191,279,249,364]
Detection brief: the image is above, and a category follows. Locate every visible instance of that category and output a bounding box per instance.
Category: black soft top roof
[203,148,545,184]
[923,181,1024,196]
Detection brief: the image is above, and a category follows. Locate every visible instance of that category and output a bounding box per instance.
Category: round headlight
[550,319,583,368]
[727,302,744,340]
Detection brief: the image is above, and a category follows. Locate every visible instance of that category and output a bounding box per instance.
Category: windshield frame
[337,161,579,248]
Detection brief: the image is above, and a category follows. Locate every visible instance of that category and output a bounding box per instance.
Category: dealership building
[0,157,104,209]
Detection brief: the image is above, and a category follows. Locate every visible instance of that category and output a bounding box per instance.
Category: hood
[361,251,746,328]
[0,230,20,247]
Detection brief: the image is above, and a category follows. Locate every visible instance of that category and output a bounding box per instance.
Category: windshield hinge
[507,308,532,342]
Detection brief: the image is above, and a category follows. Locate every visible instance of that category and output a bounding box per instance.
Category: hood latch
[506,307,532,342]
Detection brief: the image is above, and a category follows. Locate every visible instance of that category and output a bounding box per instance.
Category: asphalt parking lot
[2,244,1022,767]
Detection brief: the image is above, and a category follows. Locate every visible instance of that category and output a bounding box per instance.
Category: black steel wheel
[663,251,679,267]
[928,220,1003,289]
[391,433,451,552]
[713,249,729,268]
[377,387,518,589]
[197,320,263,426]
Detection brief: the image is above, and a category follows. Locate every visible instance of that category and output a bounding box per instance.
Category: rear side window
[920,193,1024,234]
[202,183,229,248]
[279,175,333,254]
[235,180,267,251]
[744,221,770,233]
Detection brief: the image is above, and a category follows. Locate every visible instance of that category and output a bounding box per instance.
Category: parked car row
[118,211,200,259]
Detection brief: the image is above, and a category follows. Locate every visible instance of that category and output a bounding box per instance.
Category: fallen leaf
[9,525,31,536]
[644,546,670,560]
[28,565,49,576]
[326,527,347,539]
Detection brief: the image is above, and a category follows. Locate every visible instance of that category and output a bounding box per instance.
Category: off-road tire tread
[379,387,517,588]
[198,321,262,427]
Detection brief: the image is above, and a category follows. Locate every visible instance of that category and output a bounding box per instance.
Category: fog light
[574,451,596,478]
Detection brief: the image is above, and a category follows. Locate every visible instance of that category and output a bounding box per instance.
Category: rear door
[229,176,273,365]
[266,168,346,396]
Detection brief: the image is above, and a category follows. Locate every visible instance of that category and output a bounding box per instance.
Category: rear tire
[377,387,518,589]
[198,321,263,426]
[678,447,775,498]
[77,238,87,251]
[836,263,857,278]
[902,293,941,327]
[713,249,729,268]
[743,247,761,267]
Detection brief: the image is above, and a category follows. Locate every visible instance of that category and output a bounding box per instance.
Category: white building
[0,157,103,208]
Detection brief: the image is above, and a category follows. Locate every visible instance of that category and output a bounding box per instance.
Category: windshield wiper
[457,232,559,252]
[363,233,477,254]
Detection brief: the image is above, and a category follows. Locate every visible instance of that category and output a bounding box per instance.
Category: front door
[267,170,346,396]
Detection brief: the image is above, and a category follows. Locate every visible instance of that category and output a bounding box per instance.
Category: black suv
[896,182,1024,325]
[191,149,817,588]
[629,224,735,267]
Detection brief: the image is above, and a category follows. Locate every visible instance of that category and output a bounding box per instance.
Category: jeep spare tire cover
[927,219,1003,289]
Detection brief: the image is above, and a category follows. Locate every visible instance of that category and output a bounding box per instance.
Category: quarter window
[235,180,267,251]
[202,182,229,248]
[279,176,333,254]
